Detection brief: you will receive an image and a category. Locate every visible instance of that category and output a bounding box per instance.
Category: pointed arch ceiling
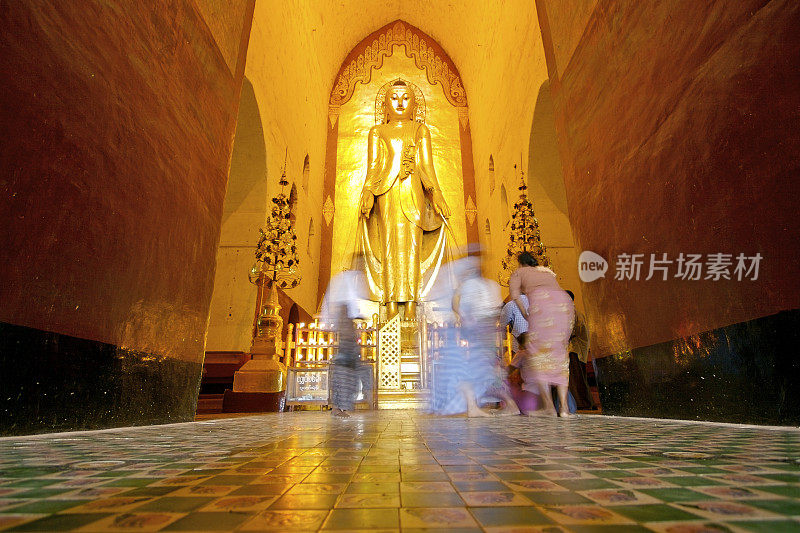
[243,0,550,310]
[330,20,466,107]
[247,0,543,121]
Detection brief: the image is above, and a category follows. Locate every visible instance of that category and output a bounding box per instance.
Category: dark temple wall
[537,0,800,424]
[0,1,254,435]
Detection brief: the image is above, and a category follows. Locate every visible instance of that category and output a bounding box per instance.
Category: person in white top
[453,254,521,417]
[320,254,372,417]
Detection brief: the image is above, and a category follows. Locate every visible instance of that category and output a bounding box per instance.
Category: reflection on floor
[2,412,800,532]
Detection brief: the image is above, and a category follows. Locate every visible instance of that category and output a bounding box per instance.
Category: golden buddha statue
[358,80,451,319]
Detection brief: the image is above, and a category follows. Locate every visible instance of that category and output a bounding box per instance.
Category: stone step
[377,389,430,410]
[196,394,224,414]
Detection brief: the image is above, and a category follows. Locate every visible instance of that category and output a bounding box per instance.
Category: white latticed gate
[378,314,401,390]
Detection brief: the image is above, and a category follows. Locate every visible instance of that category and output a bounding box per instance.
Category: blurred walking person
[509,252,575,417]
[565,290,597,410]
[428,255,474,415]
[320,254,372,417]
[502,295,539,414]
[454,253,520,416]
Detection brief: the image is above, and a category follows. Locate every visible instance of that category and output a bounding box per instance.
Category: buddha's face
[386,86,414,121]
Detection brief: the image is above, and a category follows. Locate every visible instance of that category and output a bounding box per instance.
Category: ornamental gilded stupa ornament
[251,157,301,291]
[249,153,302,340]
[499,165,551,286]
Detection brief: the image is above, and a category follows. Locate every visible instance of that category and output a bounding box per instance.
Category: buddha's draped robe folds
[359,121,446,303]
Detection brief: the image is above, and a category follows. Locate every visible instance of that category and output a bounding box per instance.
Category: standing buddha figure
[358,80,451,319]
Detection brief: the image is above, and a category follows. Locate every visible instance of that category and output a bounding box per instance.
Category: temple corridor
[2,2,800,530]
[2,411,800,532]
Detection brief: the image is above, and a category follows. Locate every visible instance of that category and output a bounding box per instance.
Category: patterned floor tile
[745,498,800,516]
[322,507,399,529]
[525,490,596,505]
[470,505,554,527]
[268,493,338,509]
[612,503,704,522]
[78,512,186,531]
[238,509,328,531]
[734,520,800,532]
[7,513,108,531]
[482,527,569,533]
[454,480,511,492]
[399,506,478,528]
[0,514,46,532]
[540,504,636,525]
[399,481,456,492]
[285,482,347,495]
[400,491,464,507]
[336,492,400,508]
[674,500,782,520]
[1,411,800,531]
[637,487,718,503]
[198,494,277,512]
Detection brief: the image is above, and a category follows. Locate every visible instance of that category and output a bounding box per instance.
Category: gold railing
[424,322,512,364]
[284,315,379,368]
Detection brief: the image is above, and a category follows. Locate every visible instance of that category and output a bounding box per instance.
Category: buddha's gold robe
[359,121,446,303]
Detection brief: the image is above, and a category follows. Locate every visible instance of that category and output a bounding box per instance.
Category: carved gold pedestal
[225,283,286,412]
[232,356,285,393]
[225,338,286,412]
[377,315,429,409]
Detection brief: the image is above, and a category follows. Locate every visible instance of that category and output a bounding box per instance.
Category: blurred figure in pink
[509,252,575,417]
[502,295,540,414]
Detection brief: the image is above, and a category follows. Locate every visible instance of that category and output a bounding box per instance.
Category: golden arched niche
[318,21,477,306]
[332,49,466,275]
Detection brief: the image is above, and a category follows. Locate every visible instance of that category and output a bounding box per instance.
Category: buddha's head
[385,80,415,122]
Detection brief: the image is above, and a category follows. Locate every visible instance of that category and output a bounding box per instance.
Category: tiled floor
[2,412,800,532]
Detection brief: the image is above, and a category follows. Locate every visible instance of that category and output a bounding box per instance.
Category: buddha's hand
[432,189,450,219]
[359,190,374,216]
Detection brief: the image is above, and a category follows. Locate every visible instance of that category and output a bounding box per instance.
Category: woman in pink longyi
[509,252,575,417]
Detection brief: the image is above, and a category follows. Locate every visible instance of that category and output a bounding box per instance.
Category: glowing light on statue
[358,79,451,319]
[331,47,468,313]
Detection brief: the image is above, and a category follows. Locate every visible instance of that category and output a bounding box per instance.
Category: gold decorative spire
[499,164,551,286]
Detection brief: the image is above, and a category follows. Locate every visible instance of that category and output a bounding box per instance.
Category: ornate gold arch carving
[330,20,467,108]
